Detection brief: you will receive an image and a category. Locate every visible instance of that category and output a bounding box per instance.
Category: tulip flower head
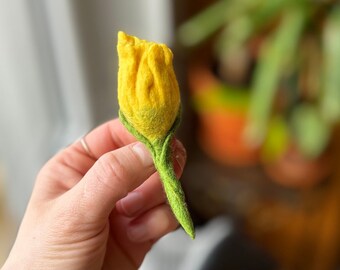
[117,31,180,143]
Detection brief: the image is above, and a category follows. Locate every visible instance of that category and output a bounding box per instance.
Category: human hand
[2,118,187,270]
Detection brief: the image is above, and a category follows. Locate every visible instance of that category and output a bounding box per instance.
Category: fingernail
[173,140,187,173]
[119,192,144,216]
[132,142,153,167]
[127,223,148,242]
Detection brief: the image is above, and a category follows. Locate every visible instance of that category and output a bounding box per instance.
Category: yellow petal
[117,31,180,142]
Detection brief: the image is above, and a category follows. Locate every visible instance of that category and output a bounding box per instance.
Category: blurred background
[1,0,340,269]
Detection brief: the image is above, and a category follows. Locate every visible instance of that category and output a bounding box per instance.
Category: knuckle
[46,203,82,239]
[94,152,129,195]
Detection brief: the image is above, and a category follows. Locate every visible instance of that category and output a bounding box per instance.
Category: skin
[1,118,186,270]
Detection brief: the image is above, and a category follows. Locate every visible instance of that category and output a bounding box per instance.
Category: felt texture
[117,32,195,239]
[117,31,180,143]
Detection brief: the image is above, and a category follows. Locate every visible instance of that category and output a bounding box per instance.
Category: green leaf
[177,0,230,47]
[321,5,340,124]
[178,0,261,47]
[192,84,250,112]
[154,136,195,240]
[261,115,290,161]
[291,103,330,159]
[246,8,306,145]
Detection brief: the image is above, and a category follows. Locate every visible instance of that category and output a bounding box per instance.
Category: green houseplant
[178,1,340,268]
[178,0,340,188]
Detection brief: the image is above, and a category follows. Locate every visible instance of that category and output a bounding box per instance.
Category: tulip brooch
[117,31,195,239]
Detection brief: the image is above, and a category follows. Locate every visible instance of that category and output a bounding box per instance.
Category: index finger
[34,119,137,201]
[74,118,137,160]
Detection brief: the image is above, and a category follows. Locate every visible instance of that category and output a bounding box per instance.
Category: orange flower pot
[188,64,259,167]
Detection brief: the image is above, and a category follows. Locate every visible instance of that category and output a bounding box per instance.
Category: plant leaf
[320,5,340,124]
[246,7,306,145]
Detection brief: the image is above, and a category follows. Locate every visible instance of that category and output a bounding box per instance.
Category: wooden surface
[182,127,340,269]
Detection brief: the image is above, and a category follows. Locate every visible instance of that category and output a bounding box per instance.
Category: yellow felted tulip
[117,31,180,142]
[117,31,195,239]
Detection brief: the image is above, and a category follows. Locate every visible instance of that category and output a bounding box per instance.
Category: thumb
[69,142,155,222]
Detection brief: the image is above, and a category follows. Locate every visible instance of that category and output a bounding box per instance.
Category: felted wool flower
[117,31,195,239]
[117,31,180,143]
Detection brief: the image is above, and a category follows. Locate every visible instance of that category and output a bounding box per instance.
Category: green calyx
[119,110,195,239]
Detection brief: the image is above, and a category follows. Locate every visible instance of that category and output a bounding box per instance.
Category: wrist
[2,245,40,270]
[2,258,25,270]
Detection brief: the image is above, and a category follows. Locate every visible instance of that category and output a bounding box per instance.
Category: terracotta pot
[198,110,259,166]
[188,64,259,167]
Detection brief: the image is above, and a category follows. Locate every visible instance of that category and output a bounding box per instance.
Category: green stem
[119,111,195,239]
